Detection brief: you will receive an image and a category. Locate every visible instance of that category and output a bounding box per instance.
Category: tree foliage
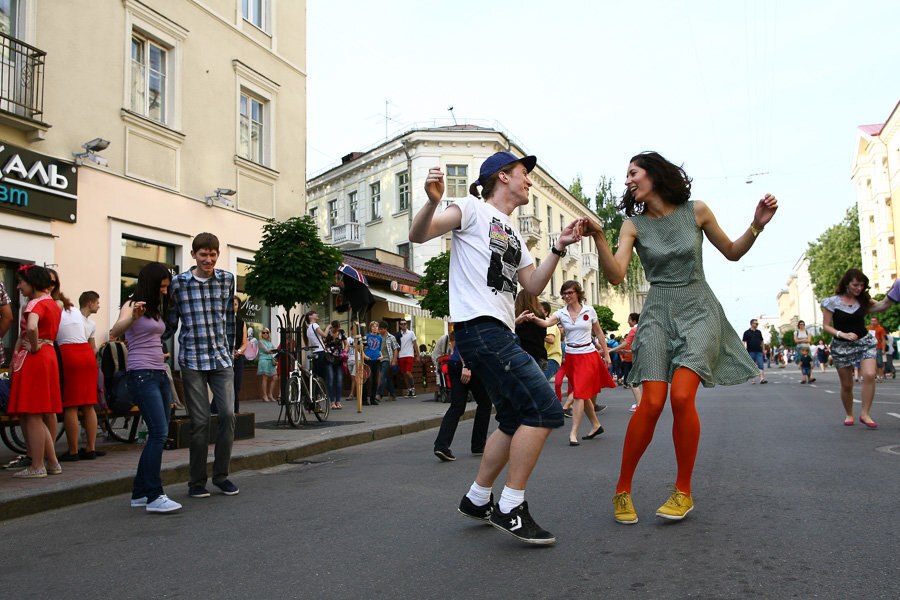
[416,250,450,319]
[244,216,343,311]
[872,293,900,332]
[768,325,780,345]
[781,329,796,348]
[593,304,620,334]
[806,205,861,301]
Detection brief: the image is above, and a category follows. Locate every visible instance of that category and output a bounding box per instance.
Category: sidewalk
[1,393,472,521]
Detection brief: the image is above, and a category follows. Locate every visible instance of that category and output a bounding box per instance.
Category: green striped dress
[627,201,759,388]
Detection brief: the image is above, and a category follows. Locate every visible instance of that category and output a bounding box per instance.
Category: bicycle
[275,346,330,427]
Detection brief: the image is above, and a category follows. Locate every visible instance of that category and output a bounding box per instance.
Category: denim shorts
[749,351,765,369]
[454,317,564,435]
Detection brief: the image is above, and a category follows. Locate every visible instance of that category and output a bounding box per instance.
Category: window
[327,199,337,233]
[546,206,552,229]
[397,172,409,212]
[236,258,270,340]
[308,205,318,222]
[370,182,381,220]
[242,0,266,31]
[348,191,358,223]
[446,165,468,197]
[559,215,565,233]
[131,35,167,122]
[591,282,596,304]
[239,91,265,164]
[397,242,410,269]
[532,194,539,216]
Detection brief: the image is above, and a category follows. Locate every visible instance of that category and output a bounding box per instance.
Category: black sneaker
[58,452,79,462]
[563,408,573,418]
[458,493,493,522]
[189,485,211,498]
[489,501,556,545]
[434,448,456,462]
[594,404,607,414]
[214,479,240,496]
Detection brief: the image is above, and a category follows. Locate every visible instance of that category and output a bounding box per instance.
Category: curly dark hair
[835,268,872,311]
[617,151,692,217]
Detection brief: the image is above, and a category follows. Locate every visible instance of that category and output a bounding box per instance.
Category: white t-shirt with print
[449,197,534,331]
[398,329,417,358]
[554,304,598,355]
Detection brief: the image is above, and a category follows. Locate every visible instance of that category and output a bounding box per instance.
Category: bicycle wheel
[286,374,303,427]
[310,375,330,422]
[104,412,141,443]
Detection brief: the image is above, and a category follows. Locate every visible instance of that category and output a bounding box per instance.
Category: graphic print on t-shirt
[487,217,521,296]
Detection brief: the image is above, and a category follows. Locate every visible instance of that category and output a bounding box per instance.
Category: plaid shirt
[381,330,400,362]
[0,281,9,366]
[165,267,235,370]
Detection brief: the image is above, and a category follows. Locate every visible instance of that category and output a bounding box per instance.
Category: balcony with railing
[0,32,48,139]
[549,232,579,267]
[518,215,542,246]
[331,222,361,248]
[582,251,599,272]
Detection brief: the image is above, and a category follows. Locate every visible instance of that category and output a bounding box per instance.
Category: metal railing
[0,31,45,122]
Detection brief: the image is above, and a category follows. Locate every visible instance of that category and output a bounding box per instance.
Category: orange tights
[616,367,701,495]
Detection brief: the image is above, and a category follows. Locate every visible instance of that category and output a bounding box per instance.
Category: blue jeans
[378,361,397,397]
[543,358,560,382]
[181,366,234,487]
[454,318,564,435]
[326,360,343,405]
[749,351,765,369]
[127,370,171,502]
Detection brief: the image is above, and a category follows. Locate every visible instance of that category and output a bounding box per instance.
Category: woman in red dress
[9,265,63,478]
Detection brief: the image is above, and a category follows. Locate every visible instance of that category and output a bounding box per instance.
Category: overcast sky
[307,0,900,329]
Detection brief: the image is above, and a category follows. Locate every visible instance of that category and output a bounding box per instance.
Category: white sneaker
[629,404,638,413]
[146,494,182,513]
[131,496,148,507]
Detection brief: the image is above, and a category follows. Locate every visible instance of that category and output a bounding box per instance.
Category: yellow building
[306,124,646,345]
[0,1,307,358]
[851,107,897,294]
[879,102,900,276]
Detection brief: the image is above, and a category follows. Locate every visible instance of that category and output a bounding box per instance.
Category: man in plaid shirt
[166,232,239,498]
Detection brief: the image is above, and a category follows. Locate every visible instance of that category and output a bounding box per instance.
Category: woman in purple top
[109,262,181,513]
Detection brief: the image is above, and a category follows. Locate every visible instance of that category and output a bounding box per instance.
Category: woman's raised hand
[132,301,146,319]
[753,194,778,228]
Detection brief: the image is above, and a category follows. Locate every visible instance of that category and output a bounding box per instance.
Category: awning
[370,289,434,319]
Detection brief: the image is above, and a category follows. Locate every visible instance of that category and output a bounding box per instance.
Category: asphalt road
[4,367,898,599]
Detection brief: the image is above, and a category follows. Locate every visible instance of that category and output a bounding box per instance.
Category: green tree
[872,293,900,332]
[593,304,620,334]
[768,325,780,345]
[782,329,796,348]
[807,205,861,300]
[569,174,590,206]
[244,216,343,317]
[584,175,645,294]
[416,250,450,319]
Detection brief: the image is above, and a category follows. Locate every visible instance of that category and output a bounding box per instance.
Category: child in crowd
[799,347,815,384]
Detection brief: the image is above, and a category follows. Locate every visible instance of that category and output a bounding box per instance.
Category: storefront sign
[0,142,78,222]
[391,280,426,296]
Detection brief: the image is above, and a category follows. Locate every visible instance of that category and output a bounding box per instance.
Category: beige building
[0,0,307,359]
[851,115,896,294]
[306,124,646,344]
[775,254,822,335]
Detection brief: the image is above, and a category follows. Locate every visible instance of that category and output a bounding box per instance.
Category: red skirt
[9,344,63,414]
[563,351,616,399]
[60,343,99,407]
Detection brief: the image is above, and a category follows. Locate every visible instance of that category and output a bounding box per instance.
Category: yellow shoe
[656,488,693,520]
[612,492,638,524]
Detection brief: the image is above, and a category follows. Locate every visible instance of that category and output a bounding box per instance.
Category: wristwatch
[551,246,567,257]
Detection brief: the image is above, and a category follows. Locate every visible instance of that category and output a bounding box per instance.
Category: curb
[1,410,467,521]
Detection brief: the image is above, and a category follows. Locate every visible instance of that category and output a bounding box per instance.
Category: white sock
[466,482,492,506]
[498,486,525,514]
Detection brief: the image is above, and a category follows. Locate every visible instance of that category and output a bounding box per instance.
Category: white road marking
[888,412,900,420]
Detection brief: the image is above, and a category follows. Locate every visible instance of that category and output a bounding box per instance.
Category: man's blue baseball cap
[475,151,537,186]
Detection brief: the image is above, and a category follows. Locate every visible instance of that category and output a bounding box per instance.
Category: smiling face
[847,279,865,298]
[561,287,578,306]
[191,247,219,277]
[625,162,654,203]
[501,162,532,206]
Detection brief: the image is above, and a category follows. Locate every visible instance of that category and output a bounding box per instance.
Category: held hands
[752,194,778,229]
[556,218,584,249]
[578,218,605,240]
[424,167,445,204]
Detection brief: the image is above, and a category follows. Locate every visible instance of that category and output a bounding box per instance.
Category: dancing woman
[528,280,614,445]
[821,269,897,429]
[583,151,777,523]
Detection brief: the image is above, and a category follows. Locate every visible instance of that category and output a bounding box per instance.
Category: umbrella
[338,263,369,286]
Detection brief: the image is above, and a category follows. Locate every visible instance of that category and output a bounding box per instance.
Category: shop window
[120,236,178,363]
[0,260,22,366]
[235,259,270,345]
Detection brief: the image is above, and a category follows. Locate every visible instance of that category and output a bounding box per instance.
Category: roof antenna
[448,106,457,125]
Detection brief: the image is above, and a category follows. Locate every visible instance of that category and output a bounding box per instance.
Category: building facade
[0,0,307,361]
[851,114,896,295]
[775,254,822,335]
[306,124,646,344]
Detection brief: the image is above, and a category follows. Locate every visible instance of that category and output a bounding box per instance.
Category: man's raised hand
[425,167,445,204]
